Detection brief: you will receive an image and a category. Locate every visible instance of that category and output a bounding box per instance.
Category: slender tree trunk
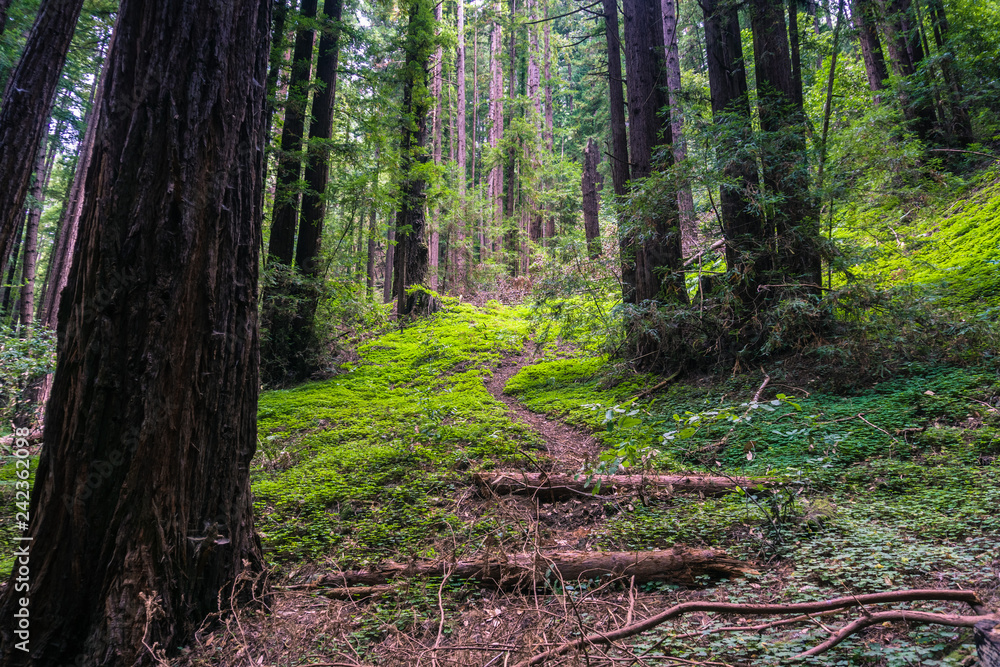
[429,0,444,291]
[0,0,86,273]
[817,0,845,188]
[383,223,395,303]
[603,0,632,303]
[622,0,686,306]
[852,0,890,96]
[265,0,291,138]
[750,0,821,292]
[503,0,517,266]
[395,0,434,315]
[366,207,377,295]
[487,2,504,259]
[0,0,11,37]
[455,0,468,288]
[925,0,973,145]
[878,0,936,140]
[565,54,574,112]
[0,212,24,320]
[18,140,45,332]
[267,0,318,266]
[702,0,766,311]
[296,0,344,276]
[581,138,602,258]
[661,0,696,254]
[788,0,805,110]
[542,1,555,243]
[0,0,270,664]
[604,0,629,200]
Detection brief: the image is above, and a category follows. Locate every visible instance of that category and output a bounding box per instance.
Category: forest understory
[131,294,996,667]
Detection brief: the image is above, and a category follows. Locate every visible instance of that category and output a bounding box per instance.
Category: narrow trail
[483,342,605,473]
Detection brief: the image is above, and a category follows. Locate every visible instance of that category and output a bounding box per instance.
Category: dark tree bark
[749,0,821,292]
[603,0,629,199]
[878,0,936,140]
[295,0,344,276]
[267,0,318,266]
[788,0,805,110]
[487,1,504,257]
[621,0,686,305]
[366,207,377,295]
[852,0,890,95]
[0,0,86,274]
[0,0,11,37]
[395,0,434,315]
[0,211,24,319]
[0,0,270,664]
[702,0,766,309]
[661,0,696,253]
[264,0,291,138]
[582,138,603,258]
[925,0,973,145]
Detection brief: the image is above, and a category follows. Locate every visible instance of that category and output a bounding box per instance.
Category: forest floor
[159,298,999,667]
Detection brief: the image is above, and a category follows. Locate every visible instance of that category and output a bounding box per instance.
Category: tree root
[511,588,992,666]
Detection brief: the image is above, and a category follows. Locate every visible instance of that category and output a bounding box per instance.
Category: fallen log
[304,548,755,591]
[474,471,773,500]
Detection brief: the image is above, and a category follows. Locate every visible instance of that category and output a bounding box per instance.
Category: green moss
[253,303,538,566]
[844,172,1000,309]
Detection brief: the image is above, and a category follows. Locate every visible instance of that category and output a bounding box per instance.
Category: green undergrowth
[505,354,999,664]
[253,302,537,567]
[841,168,1000,311]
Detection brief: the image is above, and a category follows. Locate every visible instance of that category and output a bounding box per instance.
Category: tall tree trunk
[749,0,822,292]
[542,1,555,242]
[18,139,46,332]
[0,211,24,320]
[878,0,936,141]
[661,0,696,254]
[267,0,318,266]
[0,0,270,664]
[265,0,291,138]
[429,0,444,291]
[366,208,377,295]
[788,0,805,110]
[527,0,542,246]
[487,2,504,259]
[925,0,973,145]
[503,0,517,266]
[702,0,766,311]
[581,137,602,258]
[604,0,629,200]
[395,0,434,315]
[0,0,86,274]
[622,0,686,306]
[296,0,344,276]
[0,0,11,37]
[455,0,468,288]
[852,0,890,96]
[383,223,395,303]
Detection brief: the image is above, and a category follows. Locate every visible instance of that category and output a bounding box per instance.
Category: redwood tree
[0,1,270,665]
[0,0,86,275]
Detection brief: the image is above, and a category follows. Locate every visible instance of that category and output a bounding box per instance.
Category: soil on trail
[484,343,604,472]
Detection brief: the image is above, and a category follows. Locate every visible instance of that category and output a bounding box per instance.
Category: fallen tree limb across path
[511,588,993,667]
[295,548,756,591]
[474,471,774,500]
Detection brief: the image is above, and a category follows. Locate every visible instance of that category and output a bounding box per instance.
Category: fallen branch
[299,548,756,591]
[474,471,774,500]
[511,589,989,667]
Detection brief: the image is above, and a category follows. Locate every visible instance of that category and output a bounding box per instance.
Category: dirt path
[483,344,605,472]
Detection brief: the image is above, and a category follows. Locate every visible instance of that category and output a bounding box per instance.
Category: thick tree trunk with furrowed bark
[0,0,270,664]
